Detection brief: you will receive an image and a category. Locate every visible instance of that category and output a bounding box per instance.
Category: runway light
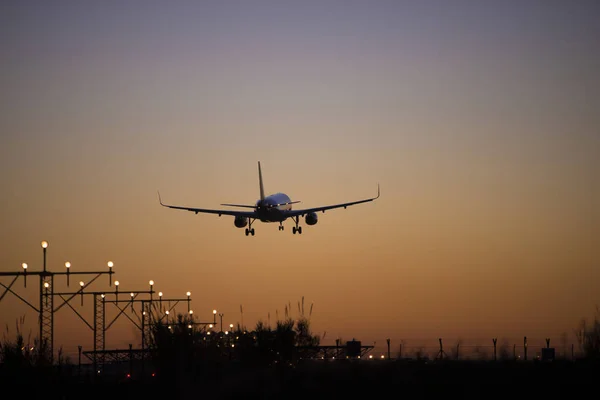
[149,280,154,286]
[107,261,113,268]
[186,291,191,296]
[65,262,71,269]
[130,292,134,297]
[22,263,27,270]
[115,281,120,286]
[79,281,84,287]
[41,241,48,249]
[158,292,163,297]
[213,309,217,314]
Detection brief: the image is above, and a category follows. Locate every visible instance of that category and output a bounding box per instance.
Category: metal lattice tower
[141,300,153,350]
[93,293,106,352]
[93,293,107,370]
[40,273,54,363]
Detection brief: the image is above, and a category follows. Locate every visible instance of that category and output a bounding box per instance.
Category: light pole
[39,240,48,359]
[22,263,27,287]
[107,261,113,286]
[65,262,71,285]
[219,313,224,332]
[213,309,217,325]
[41,241,48,272]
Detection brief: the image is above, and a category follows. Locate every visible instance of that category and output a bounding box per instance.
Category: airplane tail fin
[258,161,265,200]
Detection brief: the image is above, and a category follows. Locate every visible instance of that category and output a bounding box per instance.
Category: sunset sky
[1,0,598,359]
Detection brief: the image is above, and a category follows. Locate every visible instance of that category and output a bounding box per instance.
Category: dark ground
[4,359,598,399]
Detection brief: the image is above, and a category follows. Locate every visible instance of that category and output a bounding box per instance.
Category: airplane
[158,161,379,236]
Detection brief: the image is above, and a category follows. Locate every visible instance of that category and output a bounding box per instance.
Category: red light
[151,372,156,377]
[126,373,131,378]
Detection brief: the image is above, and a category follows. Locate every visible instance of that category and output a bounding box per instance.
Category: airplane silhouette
[158,161,379,236]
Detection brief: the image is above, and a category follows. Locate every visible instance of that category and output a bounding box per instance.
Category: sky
[1,0,599,360]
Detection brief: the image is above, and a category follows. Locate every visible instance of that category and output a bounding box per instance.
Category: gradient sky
[1,0,599,359]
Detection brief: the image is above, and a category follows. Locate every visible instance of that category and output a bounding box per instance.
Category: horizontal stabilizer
[268,200,301,208]
[221,203,257,209]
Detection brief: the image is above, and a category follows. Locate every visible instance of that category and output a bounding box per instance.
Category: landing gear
[278,222,284,231]
[245,219,256,236]
[292,217,302,235]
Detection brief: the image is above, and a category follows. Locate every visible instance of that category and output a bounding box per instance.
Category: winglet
[157,190,164,206]
[376,183,380,199]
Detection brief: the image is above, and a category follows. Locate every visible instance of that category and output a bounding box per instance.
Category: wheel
[292,227,297,234]
[298,226,302,234]
[251,228,255,236]
[245,229,249,236]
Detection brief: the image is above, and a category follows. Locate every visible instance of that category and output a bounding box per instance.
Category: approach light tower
[0,240,115,363]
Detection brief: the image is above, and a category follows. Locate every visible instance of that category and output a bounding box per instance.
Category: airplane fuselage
[255,193,292,222]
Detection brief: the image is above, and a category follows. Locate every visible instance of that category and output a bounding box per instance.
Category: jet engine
[305,212,318,226]
[234,215,248,228]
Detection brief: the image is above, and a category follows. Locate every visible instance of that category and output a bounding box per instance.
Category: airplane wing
[285,184,380,217]
[158,192,257,218]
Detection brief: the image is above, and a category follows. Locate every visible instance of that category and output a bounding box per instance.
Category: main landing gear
[245,219,255,236]
[292,216,302,235]
[278,222,284,231]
